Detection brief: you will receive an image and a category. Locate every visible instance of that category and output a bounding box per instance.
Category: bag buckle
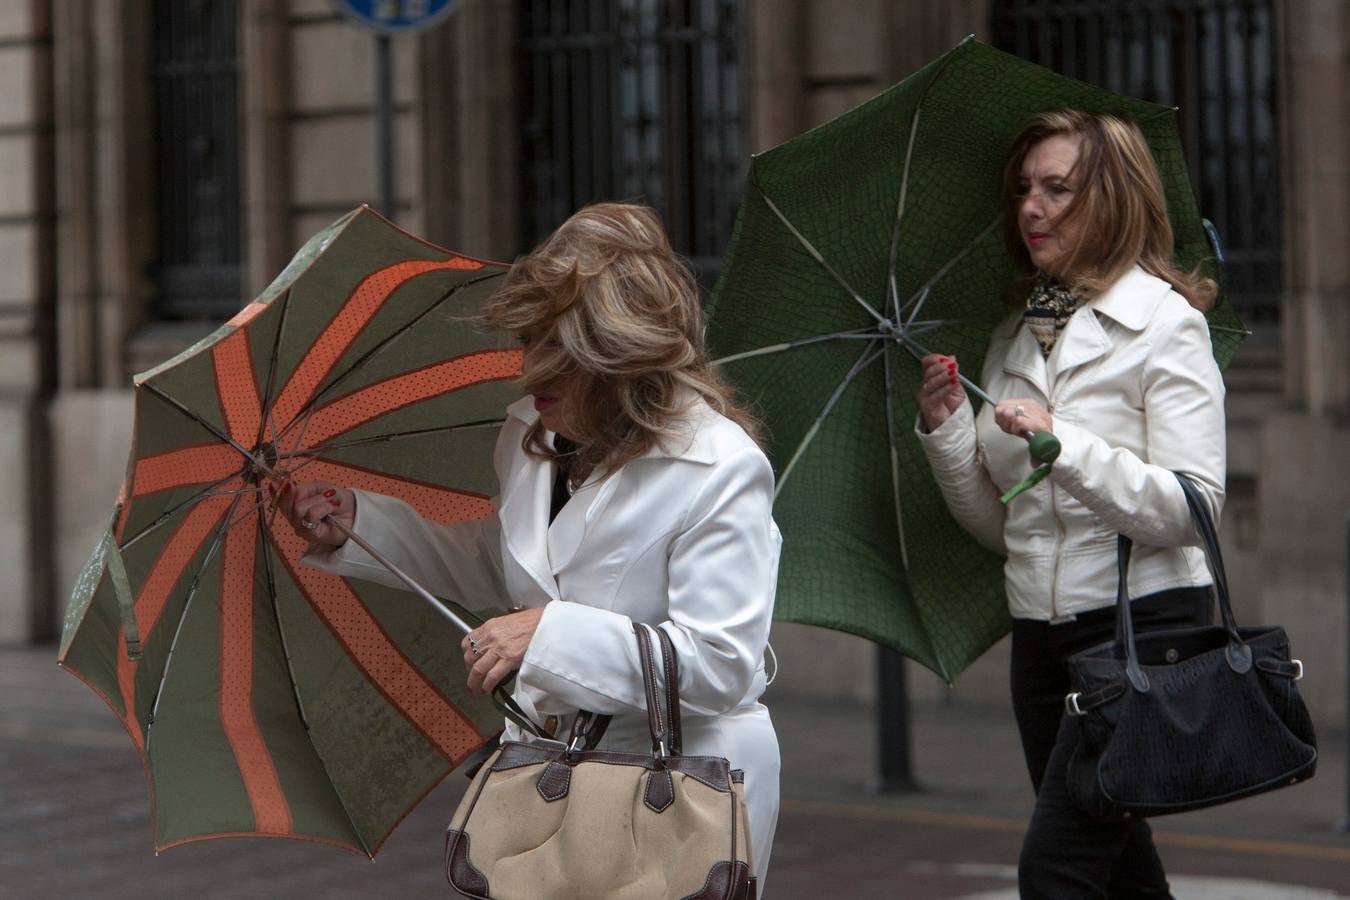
[1064,692,1086,717]
[1291,659,1304,681]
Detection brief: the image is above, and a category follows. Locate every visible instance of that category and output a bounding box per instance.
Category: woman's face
[519,330,577,439]
[1016,133,1084,278]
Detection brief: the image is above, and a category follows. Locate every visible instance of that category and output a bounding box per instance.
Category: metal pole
[375,33,395,219]
[1340,511,1350,833]
[876,645,919,792]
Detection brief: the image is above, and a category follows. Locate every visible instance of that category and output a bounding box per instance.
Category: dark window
[152,0,242,319]
[993,0,1281,333]
[518,0,743,288]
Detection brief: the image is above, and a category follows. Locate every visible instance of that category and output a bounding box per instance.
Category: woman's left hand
[994,398,1053,439]
[461,607,546,695]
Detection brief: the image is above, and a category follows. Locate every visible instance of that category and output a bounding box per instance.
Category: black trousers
[1010,587,1212,900]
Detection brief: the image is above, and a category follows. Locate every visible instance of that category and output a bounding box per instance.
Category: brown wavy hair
[480,202,761,478]
[1001,109,1217,310]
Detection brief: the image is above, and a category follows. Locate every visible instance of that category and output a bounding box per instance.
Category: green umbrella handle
[999,431,1062,504]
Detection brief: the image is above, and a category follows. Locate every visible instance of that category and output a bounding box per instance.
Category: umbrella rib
[757,190,890,329]
[710,328,876,366]
[274,271,505,448]
[775,340,886,500]
[886,106,924,322]
[278,418,507,459]
[119,471,247,552]
[255,517,375,858]
[881,345,911,572]
[258,285,295,452]
[145,493,239,737]
[900,217,1002,319]
[142,383,260,467]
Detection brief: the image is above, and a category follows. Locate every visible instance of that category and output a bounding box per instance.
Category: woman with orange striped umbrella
[282,203,784,889]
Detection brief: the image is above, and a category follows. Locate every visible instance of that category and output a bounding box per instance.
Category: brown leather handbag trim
[491,741,735,791]
[643,767,675,813]
[678,860,754,900]
[536,759,572,802]
[444,829,491,898]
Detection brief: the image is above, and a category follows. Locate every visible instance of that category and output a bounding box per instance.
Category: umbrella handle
[999,431,1062,504]
[492,677,551,739]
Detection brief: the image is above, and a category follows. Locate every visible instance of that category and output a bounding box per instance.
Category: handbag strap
[1113,472,1252,688]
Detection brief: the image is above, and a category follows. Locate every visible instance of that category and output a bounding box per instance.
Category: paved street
[3,643,1348,898]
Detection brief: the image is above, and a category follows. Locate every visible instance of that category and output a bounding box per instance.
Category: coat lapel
[1051,265,1169,383]
[1001,320,1051,399]
[496,400,561,603]
[546,468,622,574]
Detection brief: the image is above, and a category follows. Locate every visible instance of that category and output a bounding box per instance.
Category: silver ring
[300,519,317,530]
[1014,404,1026,417]
[469,636,481,656]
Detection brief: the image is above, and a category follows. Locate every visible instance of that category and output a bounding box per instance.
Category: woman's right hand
[917,353,966,432]
[271,480,354,548]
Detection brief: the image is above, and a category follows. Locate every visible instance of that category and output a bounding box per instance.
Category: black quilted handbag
[1063,473,1317,819]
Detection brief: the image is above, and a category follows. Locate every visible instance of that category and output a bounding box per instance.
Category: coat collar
[497,392,720,589]
[1003,265,1173,390]
[503,392,722,465]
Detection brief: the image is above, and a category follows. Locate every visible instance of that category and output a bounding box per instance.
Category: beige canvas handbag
[445,623,756,899]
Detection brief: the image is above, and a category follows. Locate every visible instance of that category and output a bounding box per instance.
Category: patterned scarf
[1023,277,1085,359]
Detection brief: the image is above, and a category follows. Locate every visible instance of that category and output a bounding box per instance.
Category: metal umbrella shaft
[896,332,1060,503]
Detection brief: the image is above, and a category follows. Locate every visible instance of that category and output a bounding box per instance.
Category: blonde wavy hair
[481,202,760,476]
[1001,108,1217,310]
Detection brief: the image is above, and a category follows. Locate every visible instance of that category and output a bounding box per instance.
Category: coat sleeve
[516,445,778,717]
[914,402,1008,554]
[1048,307,1226,545]
[301,491,509,612]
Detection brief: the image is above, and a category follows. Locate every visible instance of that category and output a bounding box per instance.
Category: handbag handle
[1113,472,1251,692]
[633,623,683,761]
[562,624,684,760]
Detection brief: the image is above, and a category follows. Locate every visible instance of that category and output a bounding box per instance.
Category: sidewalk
[3,642,1347,898]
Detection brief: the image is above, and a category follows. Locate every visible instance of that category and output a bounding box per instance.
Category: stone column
[242,0,292,297]
[0,1,55,640]
[1277,0,1350,416]
[47,0,156,638]
[1258,0,1350,725]
[418,0,519,260]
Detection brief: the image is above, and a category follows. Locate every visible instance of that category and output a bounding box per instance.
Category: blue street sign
[332,0,458,34]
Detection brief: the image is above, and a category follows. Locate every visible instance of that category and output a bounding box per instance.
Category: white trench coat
[305,393,783,881]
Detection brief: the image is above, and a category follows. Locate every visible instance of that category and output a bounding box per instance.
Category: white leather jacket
[917,266,1226,622]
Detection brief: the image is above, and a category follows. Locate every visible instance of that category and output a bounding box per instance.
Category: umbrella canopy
[706,38,1245,681]
[58,206,524,855]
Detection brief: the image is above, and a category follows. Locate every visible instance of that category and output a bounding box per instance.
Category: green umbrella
[58,206,525,855]
[706,37,1245,681]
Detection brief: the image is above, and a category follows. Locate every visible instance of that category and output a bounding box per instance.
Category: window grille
[993,0,1281,330]
[518,0,743,288]
[152,0,243,319]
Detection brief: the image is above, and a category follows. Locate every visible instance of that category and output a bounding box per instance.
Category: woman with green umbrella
[916,109,1226,897]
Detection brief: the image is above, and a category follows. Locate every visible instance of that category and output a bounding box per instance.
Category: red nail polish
[323,489,335,498]
[330,499,340,507]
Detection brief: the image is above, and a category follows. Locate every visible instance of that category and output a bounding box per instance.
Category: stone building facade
[2,0,1346,723]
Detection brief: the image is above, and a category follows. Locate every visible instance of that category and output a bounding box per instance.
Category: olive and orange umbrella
[58,207,523,856]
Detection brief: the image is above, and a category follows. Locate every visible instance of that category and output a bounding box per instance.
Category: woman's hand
[917,353,966,432]
[461,607,546,695]
[271,480,354,548]
[994,398,1053,439]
